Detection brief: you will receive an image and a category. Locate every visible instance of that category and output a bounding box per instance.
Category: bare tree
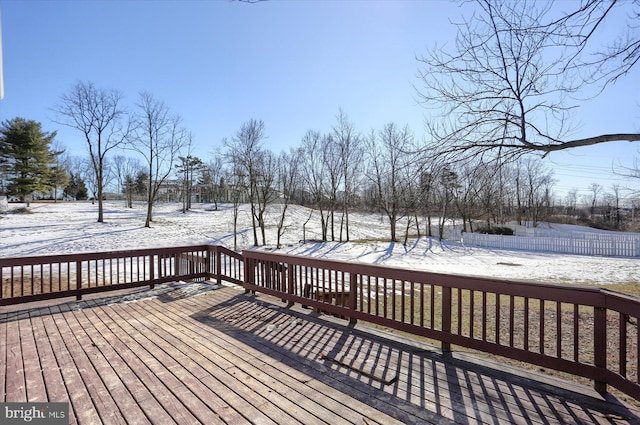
[323,134,342,241]
[365,123,416,242]
[418,169,436,238]
[275,148,302,249]
[476,162,505,227]
[611,183,623,229]
[300,130,329,240]
[565,188,579,221]
[435,167,460,241]
[224,164,246,251]
[520,158,555,226]
[332,109,363,242]
[253,149,278,246]
[452,161,495,233]
[589,182,602,220]
[52,81,129,222]
[129,92,188,227]
[417,0,640,164]
[224,119,267,246]
[77,156,99,204]
[113,155,143,206]
[201,156,224,209]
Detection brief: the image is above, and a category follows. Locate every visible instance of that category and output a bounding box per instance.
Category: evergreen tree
[123,175,136,208]
[0,118,58,205]
[122,171,147,208]
[175,155,204,213]
[48,145,69,202]
[49,163,70,201]
[64,172,88,200]
[134,170,148,197]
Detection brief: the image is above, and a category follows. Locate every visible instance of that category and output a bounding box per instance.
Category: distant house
[155,179,251,205]
[155,179,182,202]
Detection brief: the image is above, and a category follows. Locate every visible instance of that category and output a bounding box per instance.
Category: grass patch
[586,282,640,297]
[6,206,33,215]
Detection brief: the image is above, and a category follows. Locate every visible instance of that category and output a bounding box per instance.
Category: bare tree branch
[417,0,639,164]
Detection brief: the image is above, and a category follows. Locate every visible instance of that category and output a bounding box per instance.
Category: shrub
[475,226,514,235]
[10,207,33,214]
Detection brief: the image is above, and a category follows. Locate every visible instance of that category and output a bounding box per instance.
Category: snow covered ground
[1,201,638,286]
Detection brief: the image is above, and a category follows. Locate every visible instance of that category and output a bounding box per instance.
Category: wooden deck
[1,282,639,425]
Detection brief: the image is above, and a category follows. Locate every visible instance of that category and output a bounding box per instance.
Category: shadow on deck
[1,282,639,424]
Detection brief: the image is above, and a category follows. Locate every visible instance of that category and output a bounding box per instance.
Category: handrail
[242,249,640,402]
[0,245,244,305]
[1,244,638,402]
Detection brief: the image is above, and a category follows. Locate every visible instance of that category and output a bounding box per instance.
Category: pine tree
[64,172,88,201]
[122,170,148,208]
[123,175,136,208]
[48,146,69,202]
[0,118,58,205]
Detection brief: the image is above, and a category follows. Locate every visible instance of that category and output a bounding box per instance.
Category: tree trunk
[260,215,266,246]
[403,216,412,246]
[516,176,522,226]
[389,211,397,242]
[233,203,239,251]
[97,181,104,222]
[145,171,153,228]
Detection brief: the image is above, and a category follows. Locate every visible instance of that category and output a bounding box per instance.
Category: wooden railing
[242,249,640,402]
[2,244,638,402]
[0,245,243,305]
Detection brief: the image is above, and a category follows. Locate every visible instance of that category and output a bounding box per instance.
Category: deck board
[30,312,74,411]
[5,314,26,402]
[41,305,102,425]
[20,315,47,402]
[1,282,639,425]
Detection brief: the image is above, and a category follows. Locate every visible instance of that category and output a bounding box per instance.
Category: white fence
[462,232,640,257]
[513,225,638,240]
[442,227,463,242]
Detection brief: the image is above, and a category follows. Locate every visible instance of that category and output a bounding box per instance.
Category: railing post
[216,247,222,283]
[287,262,295,307]
[441,286,452,352]
[348,272,358,326]
[75,260,82,301]
[243,255,254,294]
[594,305,607,395]
[149,255,155,290]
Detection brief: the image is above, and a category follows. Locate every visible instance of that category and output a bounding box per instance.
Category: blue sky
[1,0,639,202]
